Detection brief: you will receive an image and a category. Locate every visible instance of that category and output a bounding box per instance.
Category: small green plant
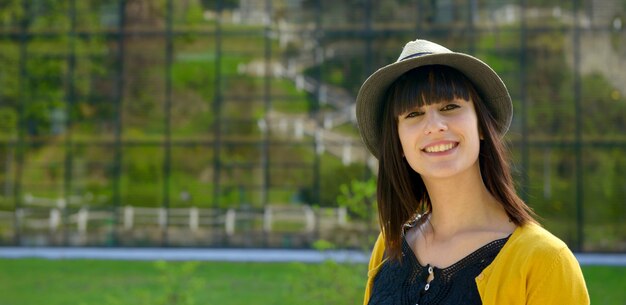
[312,239,336,251]
[105,261,205,305]
[336,176,377,221]
[153,261,205,305]
[285,260,366,305]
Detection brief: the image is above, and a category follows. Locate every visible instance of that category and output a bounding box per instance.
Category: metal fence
[0,0,625,251]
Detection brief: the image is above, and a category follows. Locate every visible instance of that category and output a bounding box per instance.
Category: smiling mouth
[423,142,458,153]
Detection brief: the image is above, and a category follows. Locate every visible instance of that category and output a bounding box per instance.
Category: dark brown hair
[377,65,535,260]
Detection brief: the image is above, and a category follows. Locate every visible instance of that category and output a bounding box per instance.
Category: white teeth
[424,143,455,153]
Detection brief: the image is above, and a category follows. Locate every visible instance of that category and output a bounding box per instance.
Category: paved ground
[1,247,625,266]
[0,247,370,263]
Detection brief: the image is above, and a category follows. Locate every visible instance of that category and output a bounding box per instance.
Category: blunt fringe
[377,65,536,261]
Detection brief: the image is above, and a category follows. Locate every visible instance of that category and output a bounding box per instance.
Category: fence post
[263,205,272,232]
[315,130,325,155]
[319,85,328,105]
[338,206,347,227]
[189,207,199,231]
[342,144,352,165]
[294,119,303,139]
[225,208,235,235]
[158,208,167,229]
[296,74,304,90]
[324,116,332,129]
[15,208,23,230]
[304,205,315,233]
[56,198,66,209]
[124,206,133,230]
[49,208,61,232]
[77,207,88,235]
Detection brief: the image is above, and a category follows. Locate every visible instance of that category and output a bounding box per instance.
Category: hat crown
[397,39,453,62]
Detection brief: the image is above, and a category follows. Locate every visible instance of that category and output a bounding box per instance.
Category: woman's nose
[423,112,448,135]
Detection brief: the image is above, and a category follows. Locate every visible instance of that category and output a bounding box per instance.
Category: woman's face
[397,98,481,180]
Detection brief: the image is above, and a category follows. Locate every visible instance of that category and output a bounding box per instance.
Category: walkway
[0,247,368,263]
[1,247,625,266]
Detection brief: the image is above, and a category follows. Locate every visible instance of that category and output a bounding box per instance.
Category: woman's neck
[421,165,511,241]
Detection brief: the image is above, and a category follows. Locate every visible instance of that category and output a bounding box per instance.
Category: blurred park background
[0,0,626,252]
[1,1,626,304]
[0,0,625,254]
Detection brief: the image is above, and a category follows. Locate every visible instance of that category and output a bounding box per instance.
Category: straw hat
[355,39,512,159]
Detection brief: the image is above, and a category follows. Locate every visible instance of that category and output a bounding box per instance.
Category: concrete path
[1,247,625,266]
[0,247,369,263]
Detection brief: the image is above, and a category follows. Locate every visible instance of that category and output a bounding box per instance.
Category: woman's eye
[441,104,460,111]
[405,111,423,118]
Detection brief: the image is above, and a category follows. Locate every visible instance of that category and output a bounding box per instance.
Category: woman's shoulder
[511,222,568,251]
[480,223,589,305]
[502,222,576,265]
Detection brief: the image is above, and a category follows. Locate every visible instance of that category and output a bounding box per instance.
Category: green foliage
[176,0,206,26]
[581,73,626,136]
[200,0,239,10]
[0,106,17,135]
[172,57,216,99]
[271,79,314,113]
[312,238,336,251]
[0,0,23,26]
[304,56,366,96]
[337,175,376,221]
[29,0,70,30]
[319,156,371,207]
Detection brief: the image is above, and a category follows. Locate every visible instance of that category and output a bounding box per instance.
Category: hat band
[399,51,433,61]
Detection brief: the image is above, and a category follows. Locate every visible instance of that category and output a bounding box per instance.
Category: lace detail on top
[368,234,510,305]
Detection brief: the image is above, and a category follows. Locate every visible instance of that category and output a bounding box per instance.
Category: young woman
[356,39,589,305]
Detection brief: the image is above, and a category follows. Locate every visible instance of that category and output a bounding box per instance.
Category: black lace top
[368,235,510,305]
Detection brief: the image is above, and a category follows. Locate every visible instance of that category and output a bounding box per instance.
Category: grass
[582,266,626,305]
[0,258,365,305]
[0,259,623,305]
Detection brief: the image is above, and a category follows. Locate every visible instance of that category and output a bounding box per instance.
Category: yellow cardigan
[363,223,590,305]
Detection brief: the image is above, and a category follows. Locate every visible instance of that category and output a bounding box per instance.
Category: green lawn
[0,259,623,305]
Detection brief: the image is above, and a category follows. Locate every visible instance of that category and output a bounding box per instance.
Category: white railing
[1,205,349,238]
[263,204,316,233]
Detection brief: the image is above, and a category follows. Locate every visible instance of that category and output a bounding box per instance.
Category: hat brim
[356,52,512,159]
